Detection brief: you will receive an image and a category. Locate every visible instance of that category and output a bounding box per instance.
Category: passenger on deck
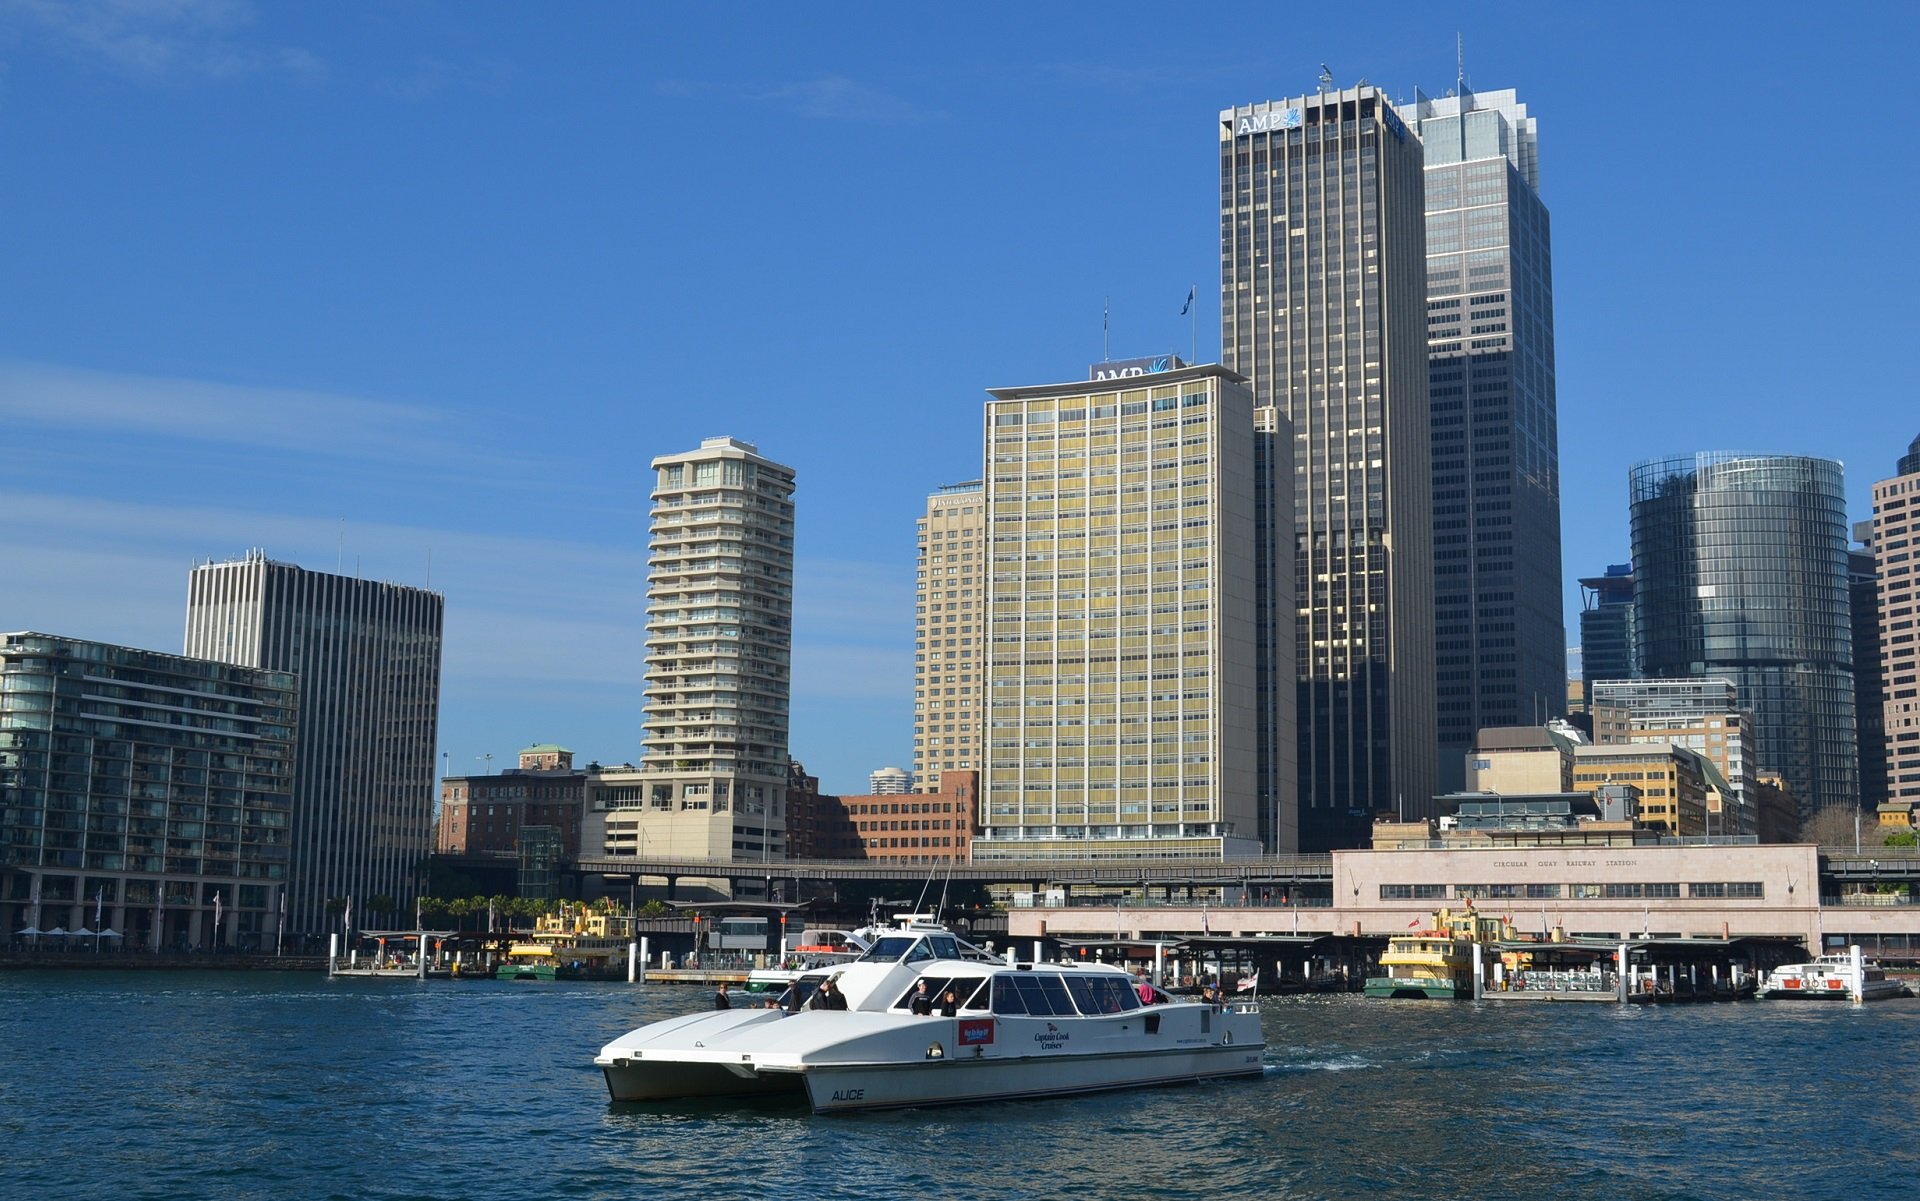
[909,981,935,1015]
[940,987,959,1017]
[811,978,849,1010]
[714,982,732,1010]
[1136,970,1157,1005]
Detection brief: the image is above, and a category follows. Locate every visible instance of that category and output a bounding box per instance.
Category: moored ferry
[496,909,632,981]
[1364,907,1511,1000]
[1760,947,1912,1002]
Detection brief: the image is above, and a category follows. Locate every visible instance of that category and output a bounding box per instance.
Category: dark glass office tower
[1220,85,1436,849]
[1579,563,1638,702]
[1413,88,1563,789]
[1630,453,1857,818]
[1849,542,1888,810]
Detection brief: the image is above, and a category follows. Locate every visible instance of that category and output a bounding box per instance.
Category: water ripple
[3,972,1916,1200]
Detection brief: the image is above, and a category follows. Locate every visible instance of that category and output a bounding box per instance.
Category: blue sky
[1,2,1913,795]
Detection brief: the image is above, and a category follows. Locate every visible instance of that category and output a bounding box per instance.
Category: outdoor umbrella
[16,926,42,937]
[98,928,122,938]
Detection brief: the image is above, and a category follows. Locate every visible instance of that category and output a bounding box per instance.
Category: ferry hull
[596,1005,1264,1113]
[1363,976,1471,1000]
[793,1042,1264,1114]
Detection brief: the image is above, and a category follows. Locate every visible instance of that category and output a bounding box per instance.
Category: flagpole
[1103,296,1110,361]
[1182,282,1198,362]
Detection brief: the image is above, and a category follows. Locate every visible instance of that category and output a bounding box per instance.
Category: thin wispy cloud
[0,490,908,704]
[0,359,545,480]
[657,73,942,124]
[0,0,323,82]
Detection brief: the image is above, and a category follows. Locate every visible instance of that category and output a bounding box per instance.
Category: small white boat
[596,922,1265,1113]
[744,927,875,994]
[1760,947,1912,1002]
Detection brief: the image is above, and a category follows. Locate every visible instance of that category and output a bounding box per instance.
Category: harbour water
[3,971,1916,1201]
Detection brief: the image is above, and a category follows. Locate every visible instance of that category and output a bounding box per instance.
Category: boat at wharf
[1761,947,1912,1002]
[1365,907,1511,999]
[595,920,1264,1113]
[497,910,632,981]
[744,927,872,995]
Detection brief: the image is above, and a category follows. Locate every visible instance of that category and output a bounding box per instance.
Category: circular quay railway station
[563,836,1920,998]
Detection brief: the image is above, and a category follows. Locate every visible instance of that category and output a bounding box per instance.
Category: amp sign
[1233,106,1302,136]
[1089,353,1185,382]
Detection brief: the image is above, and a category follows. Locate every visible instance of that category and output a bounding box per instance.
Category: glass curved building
[1629,453,1857,818]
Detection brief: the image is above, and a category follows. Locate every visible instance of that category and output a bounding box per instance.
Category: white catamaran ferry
[595,921,1265,1113]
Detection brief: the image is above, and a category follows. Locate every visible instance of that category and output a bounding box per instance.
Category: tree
[1800,805,1873,848]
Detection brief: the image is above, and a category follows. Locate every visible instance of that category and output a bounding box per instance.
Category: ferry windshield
[859,936,934,964]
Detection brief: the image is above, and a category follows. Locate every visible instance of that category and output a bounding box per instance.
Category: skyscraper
[622,437,796,864]
[184,552,443,936]
[1412,87,1564,787]
[1850,535,1889,811]
[1630,453,1857,818]
[972,364,1283,860]
[1221,83,1436,848]
[1578,564,1638,703]
[913,481,985,793]
[1871,433,1920,802]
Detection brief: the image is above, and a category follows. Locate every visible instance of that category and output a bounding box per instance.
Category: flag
[344,897,353,936]
[1201,902,1210,935]
[94,886,104,930]
[1180,285,1195,316]
[1235,975,1257,992]
[213,891,223,935]
[1408,918,1422,929]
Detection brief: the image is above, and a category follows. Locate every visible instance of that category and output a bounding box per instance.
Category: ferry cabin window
[929,936,961,959]
[1065,975,1141,1014]
[992,973,1076,1016]
[889,976,987,1011]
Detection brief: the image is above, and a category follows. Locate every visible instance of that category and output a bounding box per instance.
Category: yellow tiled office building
[1571,742,1710,837]
[971,363,1286,861]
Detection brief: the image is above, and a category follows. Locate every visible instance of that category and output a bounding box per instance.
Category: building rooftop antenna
[1318,63,1334,93]
[1456,33,1471,107]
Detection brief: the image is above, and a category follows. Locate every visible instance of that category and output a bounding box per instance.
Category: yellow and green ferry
[1364,907,1511,999]
[496,909,632,981]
